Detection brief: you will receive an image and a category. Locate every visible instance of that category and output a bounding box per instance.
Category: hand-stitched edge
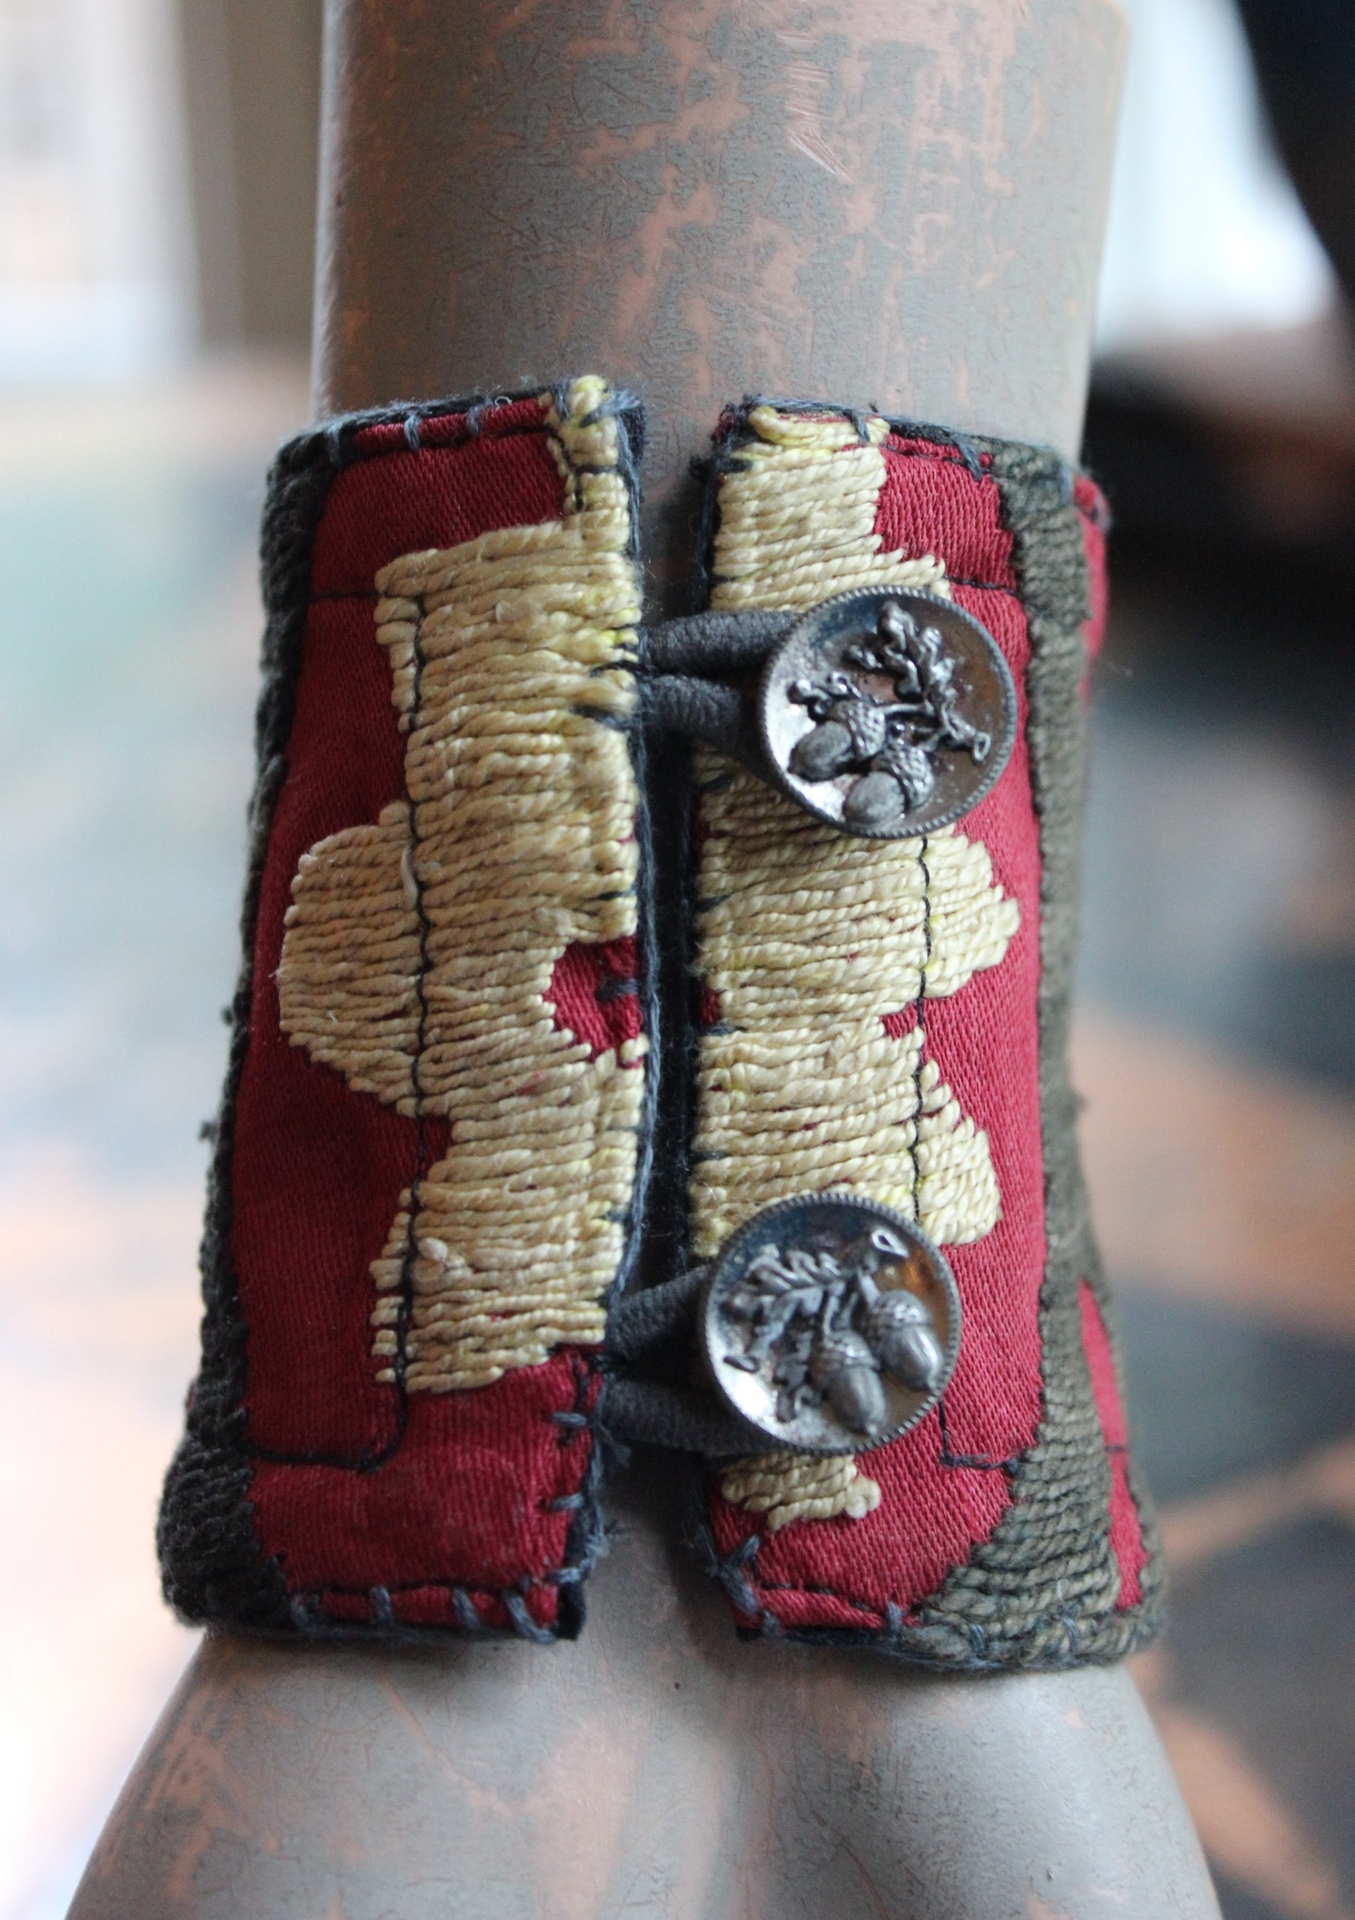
[688,399,1164,1669]
[157,384,649,1640]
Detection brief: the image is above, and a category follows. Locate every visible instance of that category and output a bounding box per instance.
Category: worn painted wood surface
[314,0,1127,610]
[75,1461,1218,1919]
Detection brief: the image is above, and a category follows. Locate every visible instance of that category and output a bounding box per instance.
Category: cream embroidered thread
[719,1454,883,1531]
[277,376,646,1391]
[711,406,949,612]
[701,405,1017,1525]
[693,764,1011,1248]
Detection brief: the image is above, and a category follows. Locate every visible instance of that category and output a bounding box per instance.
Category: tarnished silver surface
[702,1193,961,1453]
[761,589,1017,836]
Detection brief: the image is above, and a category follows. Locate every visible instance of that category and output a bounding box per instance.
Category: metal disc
[759,587,1017,838]
[701,1193,962,1455]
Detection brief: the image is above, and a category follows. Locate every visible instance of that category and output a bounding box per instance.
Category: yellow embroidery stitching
[692,762,1012,1252]
[277,377,646,1392]
[711,405,949,612]
[719,1454,882,1531]
[703,404,1017,1526]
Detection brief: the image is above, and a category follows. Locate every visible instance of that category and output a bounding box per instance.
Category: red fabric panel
[924,585,1045,1471]
[877,437,1018,589]
[545,936,642,1059]
[721,1415,1015,1630]
[231,397,604,1613]
[707,440,1047,1627]
[1079,1281,1147,1609]
[248,1358,597,1629]
[233,596,440,1456]
[311,403,561,598]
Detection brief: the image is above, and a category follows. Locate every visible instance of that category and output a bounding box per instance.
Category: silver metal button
[701,1193,962,1454]
[760,588,1017,837]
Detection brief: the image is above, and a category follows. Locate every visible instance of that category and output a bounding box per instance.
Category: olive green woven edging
[900,440,1165,1668]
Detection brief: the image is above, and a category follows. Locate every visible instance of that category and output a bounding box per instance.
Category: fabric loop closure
[638,587,1017,839]
[607,1192,962,1461]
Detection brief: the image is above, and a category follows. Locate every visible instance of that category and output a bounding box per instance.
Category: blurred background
[0,0,1352,1914]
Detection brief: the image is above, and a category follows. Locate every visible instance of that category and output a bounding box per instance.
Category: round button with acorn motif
[701,1193,962,1455]
[759,587,1017,838]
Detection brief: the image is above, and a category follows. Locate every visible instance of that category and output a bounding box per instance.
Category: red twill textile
[545,938,643,1062]
[236,396,590,1632]
[169,389,644,1635]
[703,435,1043,1628]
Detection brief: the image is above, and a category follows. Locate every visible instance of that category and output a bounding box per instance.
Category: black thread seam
[911,836,932,1216]
[936,1397,1020,1472]
[727,1563,1156,1631]
[244,393,644,1486]
[690,404,1118,1645]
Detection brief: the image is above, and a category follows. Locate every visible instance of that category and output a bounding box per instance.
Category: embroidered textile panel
[158,380,649,1638]
[692,402,1161,1663]
[158,377,1161,1663]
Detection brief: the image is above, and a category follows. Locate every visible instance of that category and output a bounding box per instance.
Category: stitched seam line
[242,383,642,1640]
[161,385,600,1632]
[912,834,932,1217]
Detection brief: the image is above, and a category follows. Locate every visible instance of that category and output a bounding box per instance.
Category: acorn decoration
[786,672,890,782]
[863,1285,945,1393]
[842,736,937,831]
[808,1327,888,1437]
[784,599,992,830]
[712,1207,952,1447]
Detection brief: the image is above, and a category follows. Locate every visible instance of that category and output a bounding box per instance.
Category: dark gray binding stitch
[896,442,1164,1669]
[158,384,652,1644]
[685,401,1163,1669]
[157,417,336,1633]
[162,384,1161,1660]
